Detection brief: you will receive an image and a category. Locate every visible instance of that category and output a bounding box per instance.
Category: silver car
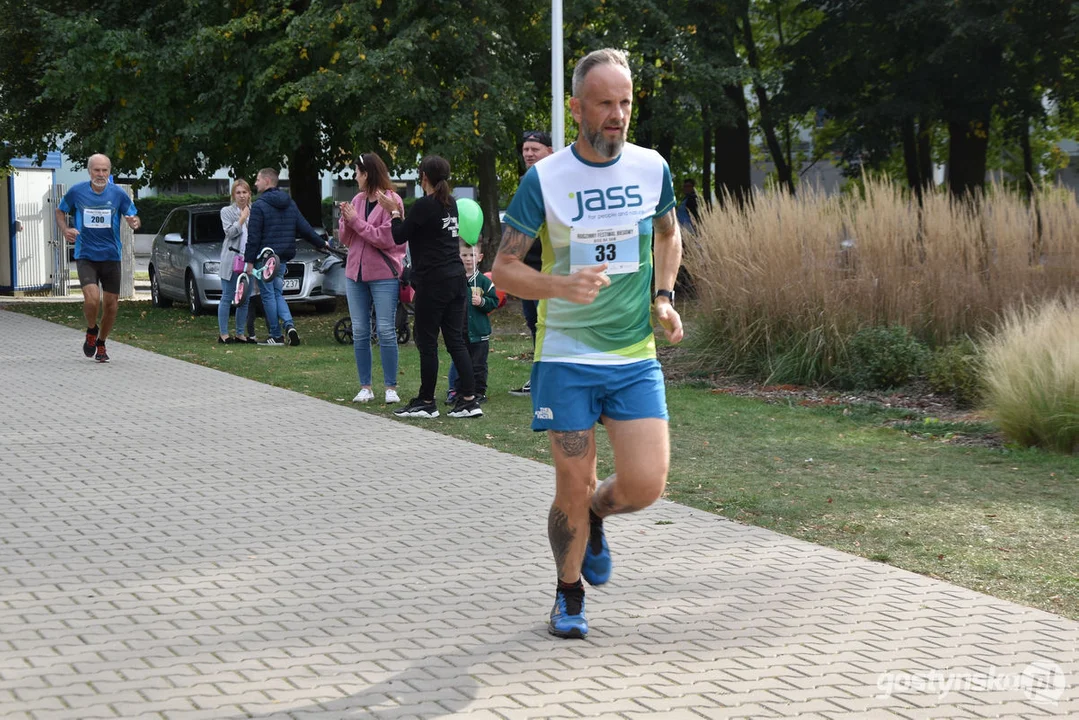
[148,203,337,315]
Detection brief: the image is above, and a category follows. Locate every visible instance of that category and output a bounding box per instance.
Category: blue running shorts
[530,359,668,432]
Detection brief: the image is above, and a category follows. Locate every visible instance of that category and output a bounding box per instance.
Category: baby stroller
[323,247,414,346]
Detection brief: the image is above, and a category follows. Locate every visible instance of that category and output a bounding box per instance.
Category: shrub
[983,295,1079,453]
[927,338,984,407]
[136,194,229,235]
[841,325,927,389]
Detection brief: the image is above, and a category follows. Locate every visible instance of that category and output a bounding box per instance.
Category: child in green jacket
[447,240,499,404]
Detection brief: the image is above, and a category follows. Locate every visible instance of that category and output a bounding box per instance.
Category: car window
[162,210,188,240]
[193,212,225,244]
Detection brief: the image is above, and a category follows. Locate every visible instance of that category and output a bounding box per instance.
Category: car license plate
[283,278,300,291]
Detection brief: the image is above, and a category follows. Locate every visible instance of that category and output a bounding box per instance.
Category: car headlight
[203,261,220,275]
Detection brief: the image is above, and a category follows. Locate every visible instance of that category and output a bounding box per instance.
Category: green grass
[10,298,1079,619]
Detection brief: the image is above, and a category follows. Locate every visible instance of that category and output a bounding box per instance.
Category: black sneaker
[509,380,531,396]
[448,396,483,418]
[94,339,110,363]
[287,327,301,346]
[260,337,286,346]
[475,394,488,404]
[83,326,99,357]
[394,397,439,418]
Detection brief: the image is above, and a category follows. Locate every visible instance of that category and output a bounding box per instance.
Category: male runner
[492,48,683,639]
[56,154,141,363]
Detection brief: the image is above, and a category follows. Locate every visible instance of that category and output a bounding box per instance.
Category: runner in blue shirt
[55,154,141,363]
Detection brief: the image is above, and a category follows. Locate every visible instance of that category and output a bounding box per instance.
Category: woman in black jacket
[377,155,482,419]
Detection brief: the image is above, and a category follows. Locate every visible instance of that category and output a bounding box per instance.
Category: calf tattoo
[592,477,632,517]
[552,430,590,458]
[548,505,576,573]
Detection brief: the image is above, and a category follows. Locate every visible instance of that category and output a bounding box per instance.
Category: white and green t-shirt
[503,142,676,365]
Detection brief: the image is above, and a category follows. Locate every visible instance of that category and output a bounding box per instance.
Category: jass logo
[569,185,643,222]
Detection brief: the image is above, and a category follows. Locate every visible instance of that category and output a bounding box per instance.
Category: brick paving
[1,306,1076,720]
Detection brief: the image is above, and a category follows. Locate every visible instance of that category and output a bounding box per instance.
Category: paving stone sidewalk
[1,307,1076,720]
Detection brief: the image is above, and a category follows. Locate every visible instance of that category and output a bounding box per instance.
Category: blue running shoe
[548,588,588,639]
[581,513,611,586]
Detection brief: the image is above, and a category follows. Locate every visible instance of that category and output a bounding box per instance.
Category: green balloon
[457,198,483,246]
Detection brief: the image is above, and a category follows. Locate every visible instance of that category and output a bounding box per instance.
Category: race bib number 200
[569,224,640,275]
[83,208,112,229]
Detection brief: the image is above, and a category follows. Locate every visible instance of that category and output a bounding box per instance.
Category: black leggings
[413,277,474,401]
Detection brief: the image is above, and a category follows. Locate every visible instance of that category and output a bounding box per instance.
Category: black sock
[557,579,584,614]
[88,325,98,334]
[588,509,604,552]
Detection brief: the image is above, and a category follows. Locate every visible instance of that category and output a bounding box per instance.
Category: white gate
[11,169,58,293]
[47,184,68,296]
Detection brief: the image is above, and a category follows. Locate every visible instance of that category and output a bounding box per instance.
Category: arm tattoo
[548,505,575,574]
[497,226,533,260]
[653,208,677,236]
[552,430,591,458]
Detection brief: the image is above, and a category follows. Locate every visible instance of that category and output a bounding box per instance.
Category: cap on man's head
[521,130,552,148]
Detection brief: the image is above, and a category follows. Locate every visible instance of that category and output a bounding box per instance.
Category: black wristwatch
[654,289,675,303]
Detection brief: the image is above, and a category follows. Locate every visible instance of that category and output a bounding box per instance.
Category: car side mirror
[164,233,184,244]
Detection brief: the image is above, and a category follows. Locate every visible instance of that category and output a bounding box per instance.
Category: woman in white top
[218,179,253,343]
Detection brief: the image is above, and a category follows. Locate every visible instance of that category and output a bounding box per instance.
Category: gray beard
[583,120,625,160]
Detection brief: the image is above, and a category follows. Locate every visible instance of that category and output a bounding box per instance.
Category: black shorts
[76,259,122,295]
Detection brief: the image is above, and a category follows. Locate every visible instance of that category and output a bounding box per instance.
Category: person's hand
[339,201,354,221]
[471,287,483,306]
[239,206,250,225]
[245,262,254,274]
[63,227,79,243]
[563,263,611,304]
[654,299,684,344]
[125,215,141,231]
[374,191,399,215]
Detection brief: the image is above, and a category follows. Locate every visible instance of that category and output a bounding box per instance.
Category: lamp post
[551,0,565,151]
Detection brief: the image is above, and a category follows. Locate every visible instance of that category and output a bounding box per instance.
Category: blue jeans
[344,276,399,387]
[218,274,250,337]
[256,274,293,340]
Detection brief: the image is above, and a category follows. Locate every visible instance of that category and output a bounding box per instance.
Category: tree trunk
[739,8,794,195]
[1019,112,1034,200]
[714,82,752,208]
[476,144,500,271]
[287,143,324,228]
[702,104,713,212]
[946,113,990,199]
[901,116,923,202]
[917,119,934,191]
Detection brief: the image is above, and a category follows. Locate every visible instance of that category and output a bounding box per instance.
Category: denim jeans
[218,274,250,337]
[256,274,293,340]
[344,276,399,387]
[521,298,538,345]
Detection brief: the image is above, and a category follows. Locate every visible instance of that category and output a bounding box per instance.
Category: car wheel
[314,299,337,314]
[150,268,172,308]
[186,272,204,316]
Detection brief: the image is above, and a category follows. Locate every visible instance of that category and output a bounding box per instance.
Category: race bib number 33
[83,208,112,229]
[570,224,640,275]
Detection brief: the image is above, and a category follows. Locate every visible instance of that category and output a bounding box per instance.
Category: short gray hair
[571,48,631,97]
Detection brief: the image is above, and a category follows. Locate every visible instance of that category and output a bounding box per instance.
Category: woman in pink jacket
[338,153,407,404]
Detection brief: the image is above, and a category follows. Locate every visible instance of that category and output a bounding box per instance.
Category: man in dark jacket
[244,167,330,346]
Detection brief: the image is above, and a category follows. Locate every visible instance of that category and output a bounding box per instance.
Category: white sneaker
[385,388,400,404]
[352,388,375,403]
